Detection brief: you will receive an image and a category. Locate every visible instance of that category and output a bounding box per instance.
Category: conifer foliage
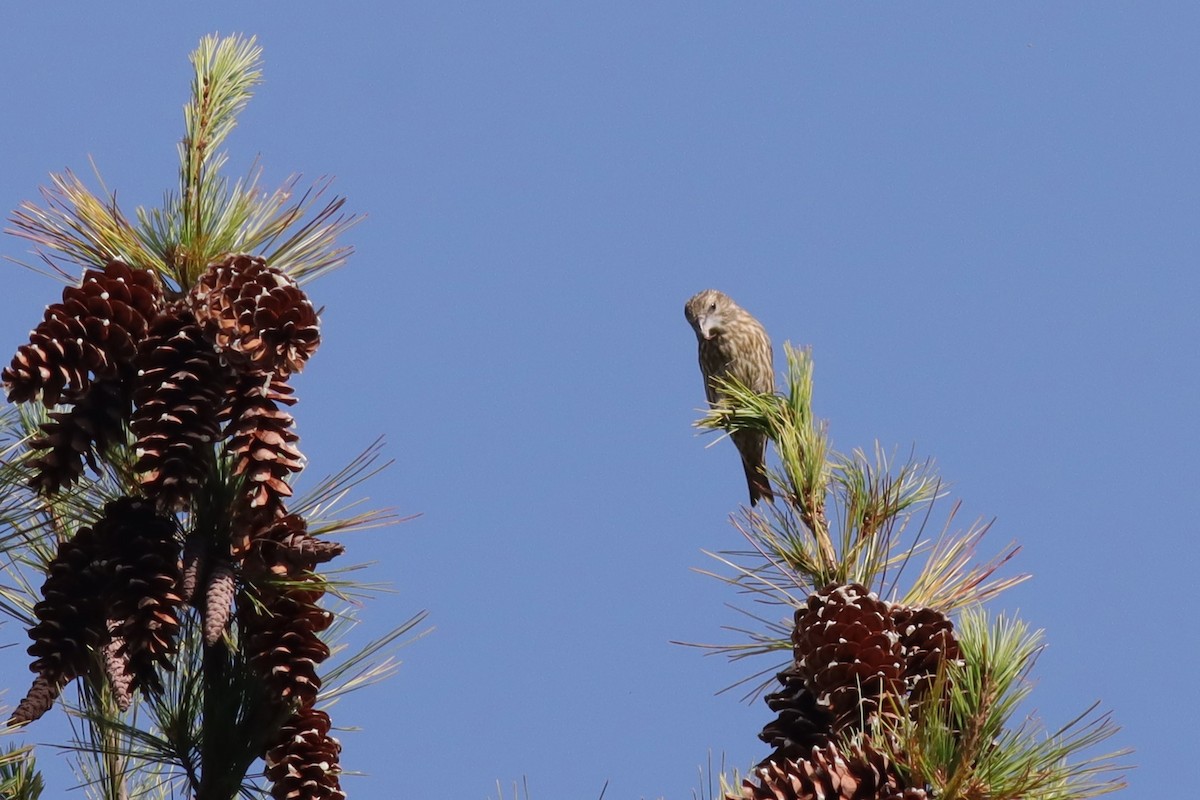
[691,346,1129,800]
[0,33,412,800]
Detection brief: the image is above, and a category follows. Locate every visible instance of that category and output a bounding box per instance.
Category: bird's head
[684,289,732,341]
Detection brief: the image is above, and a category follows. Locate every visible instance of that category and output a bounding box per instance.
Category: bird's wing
[698,341,723,406]
[756,333,776,394]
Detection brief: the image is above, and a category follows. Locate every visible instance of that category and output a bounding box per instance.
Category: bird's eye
[709,302,717,312]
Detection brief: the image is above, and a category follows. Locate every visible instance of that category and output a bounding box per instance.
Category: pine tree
[0,34,424,800]
[690,346,1129,800]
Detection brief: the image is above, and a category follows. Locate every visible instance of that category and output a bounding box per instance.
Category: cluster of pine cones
[730,583,960,800]
[3,256,346,800]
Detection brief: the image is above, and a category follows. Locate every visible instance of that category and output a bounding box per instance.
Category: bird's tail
[733,430,774,506]
[742,456,774,506]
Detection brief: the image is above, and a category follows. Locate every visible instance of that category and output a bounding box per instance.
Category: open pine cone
[792,584,908,731]
[130,305,229,510]
[732,741,926,800]
[755,583,963,781]
[190,253,320,377]
[264,706,345,800]
[12,525,108,724]
[3,260,162,407]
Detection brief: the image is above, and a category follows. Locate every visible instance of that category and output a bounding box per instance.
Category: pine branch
[693,341,1127,799]
[7,32,357,291]
[693,346,1028,665]
[177,34,263,284]
[881,609,1130,800]
[697,346,837,574]
[319,609,432,705]
[0,745,43,800]
[6,166,160,278]
[0,32,385,800]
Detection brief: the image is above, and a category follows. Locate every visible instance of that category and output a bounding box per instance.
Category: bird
[684,289,775,506]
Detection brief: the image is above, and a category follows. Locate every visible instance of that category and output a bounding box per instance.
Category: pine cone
[222,373,304,536]
[204,561,237,645]
[242,587,333,708]
[254,514,345,577]
[891,605,961,705]
[238,516,340,707]
[131,305,230,509]
[14,525,109,723]
[191,254,320,377]
[244,515,345,797]
[759,664,834,761]
[793,584,906,731]
[10,674,62,726]
[4,260,162,406]
[731,742,921,800]
[98,498,183,694]
[27,379,130,495]
[101,624,135,712]
[4,309,92,407]
[264,706,345,800]
[181,532,207,605]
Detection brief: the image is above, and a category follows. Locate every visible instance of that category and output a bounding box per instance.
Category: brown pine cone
[264,706,345,800]
[241,587,333,708]
[759,663,834,762]
[190,253,320,377]
[9,674,63,726]
[14,524,109,723]
[98,498,183,694]
[101,625,135,712]
[793,584,907,731]
[891,604,961,706]
[221,372,303,537]
[239,515,341,705]
[203,561,237,645]
[5,307,94,407]
[181,532,207,605]
[4,260,162,406]
[731,741,921,800]
[252,514,344,577]
[27,378,130,495]
[130,305,230,509]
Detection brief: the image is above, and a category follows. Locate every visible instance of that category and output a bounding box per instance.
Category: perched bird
[684,289,775,505]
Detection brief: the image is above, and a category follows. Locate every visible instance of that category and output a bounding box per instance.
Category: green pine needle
[881,608,1130,800]
[689,343,1128,799]
[692,344,1029,661]
[0,745,42,800]
[7,32,359,289]
[0,34,379,798]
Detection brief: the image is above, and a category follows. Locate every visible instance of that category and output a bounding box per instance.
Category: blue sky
[0,4,1195,798]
